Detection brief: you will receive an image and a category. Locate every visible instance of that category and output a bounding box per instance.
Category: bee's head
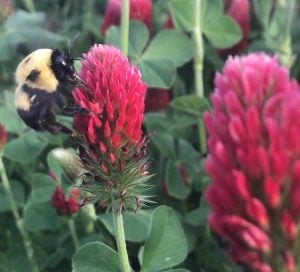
[50,49,76,84]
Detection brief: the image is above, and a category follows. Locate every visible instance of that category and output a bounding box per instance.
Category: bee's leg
[54,91,86,115]
[62,104,86,114]
[42,109,73,135]
[43,121,73,135]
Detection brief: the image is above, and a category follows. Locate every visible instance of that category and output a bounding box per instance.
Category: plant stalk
[193,0,206,155]
[120,0,130,57]
[116,4,131,268]
[68,217,79,250]
[23,0,35,12]
[279,0,295,68]
[112,201,131,272]
[0,154,39,272]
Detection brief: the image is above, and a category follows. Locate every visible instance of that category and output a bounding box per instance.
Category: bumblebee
[15,48,81,134]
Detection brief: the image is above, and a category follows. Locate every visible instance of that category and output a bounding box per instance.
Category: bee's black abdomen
[16,85,53,131]
[17,108,45,131]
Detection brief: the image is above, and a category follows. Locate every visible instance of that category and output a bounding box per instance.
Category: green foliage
[98,210,152,243]
[0,180,25,211]
[0,0,299,271]
[169,0,242,48]
[106,21,193,88]
[140,206,188,272]
[72,242,121,272]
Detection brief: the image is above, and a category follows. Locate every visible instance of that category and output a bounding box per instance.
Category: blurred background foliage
[0,0,299,271]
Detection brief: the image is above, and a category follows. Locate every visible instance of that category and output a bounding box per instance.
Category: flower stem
[23,0,35,12]
[68,217,79,250]
[0,154,39,272]
[112,201,131,272]
[278,0,295,68]
[120,0,130,57]
[193,0,206,155]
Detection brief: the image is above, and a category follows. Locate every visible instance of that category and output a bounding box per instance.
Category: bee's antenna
[68,33,80,56]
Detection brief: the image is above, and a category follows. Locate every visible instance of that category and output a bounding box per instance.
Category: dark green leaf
[150,133,176,159]
[5,10,45,28]
[168,0,194,31]
[135,30,193,88]
[171,95,211,116]
[144,112,172,133]
[24,201,60,231]
[164,269,190,272]
[141,206,188,272]
[106,21,149,59]
[203,15,242,49]
[202,0,223,21]
[0,34,11,61]
[31,173,56,203]
[4,131,48,162]
[142,30,193,67]
[72,242,121,272]
[165,160,190,200]
[177,139,202,185]
[252,0,273,29]
[7,244,31,272]
[144,113,176,159]
[186,206,210,226]
[0,251,9,272]
[4,10,66,49]
[98,210,152,243]
[47,151,64,181]
[128,21,149,58]
[0,180,26,212]
[0,91,26,134]
[138,59,176,88]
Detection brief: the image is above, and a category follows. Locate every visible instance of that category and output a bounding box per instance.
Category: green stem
[193,0,206,155]
[112,201,131,272]
[68,217,79,250]
[0,154,39,272]
[120,0,130,57]
[23,0,35,12]
[279,0,295,68]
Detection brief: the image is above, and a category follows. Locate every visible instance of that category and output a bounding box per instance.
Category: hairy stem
[120,0,130,57]
[112,200,131,272]
[23,0,35,12]
[193,0,207,155]
[68,217,79,250]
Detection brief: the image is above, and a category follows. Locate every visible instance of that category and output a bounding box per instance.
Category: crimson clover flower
[52,186,80,216]
[101,0,152,37]
[73,44,150,211]
[0,124,7,151]
[204,53,300,272]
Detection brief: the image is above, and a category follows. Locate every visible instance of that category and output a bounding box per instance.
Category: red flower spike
[0,124,7,150]
[281,211,296,242]
[101,0,152,37]
[246,198,269,230]
[205,53,300,271]
[73,44,150,211]
[51,187,80,216]
[283,251,295,272]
